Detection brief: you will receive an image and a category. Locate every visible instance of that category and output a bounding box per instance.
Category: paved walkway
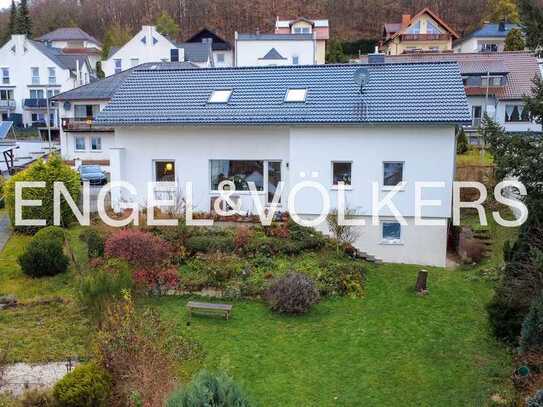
[0,212,11,252]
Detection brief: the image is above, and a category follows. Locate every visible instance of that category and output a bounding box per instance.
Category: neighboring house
[102,26,213,77]
[381,8,459,55]
[235,16,329,66]
[186,28,233,67]
[275,17,329,63]
[454,22,523,53]
[52,62,197,170]
[95,61,470,267]
[36,27,102,50]
[357,51,542,143]
[0,34,93,129]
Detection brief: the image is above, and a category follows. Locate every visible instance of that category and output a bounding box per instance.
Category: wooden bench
[187,301,232,323]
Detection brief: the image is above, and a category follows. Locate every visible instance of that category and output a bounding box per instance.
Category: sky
[0,0,11,11]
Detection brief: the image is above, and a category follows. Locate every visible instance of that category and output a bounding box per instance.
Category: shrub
[184,253,243,289]
[78,259,133,321]
[20,389,55,407]
[456,128,468,154]
[80,228,105,258]
[520,293,543,354]
[133,267,180,294]
[315,262,365,297]
[185,235,235,254]
[4,154,80,233]
[166,370,252,407]
[264,272,320,314]
[18,239,69,277]
[528,390,543,407]
[34,226,65,244]
[234,226,252,251]
[105,229,172,267]
[53,363,111,407]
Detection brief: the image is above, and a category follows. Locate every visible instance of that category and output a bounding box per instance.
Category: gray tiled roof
[96,62,471,126]
[259,48,286,60]
[31,41,90,72]
[237,33,314,41]
[176,42,211,63]
[36,27,101,46]
[52,62,198,101]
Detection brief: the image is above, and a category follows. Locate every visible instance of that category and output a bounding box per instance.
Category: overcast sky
[0,0,11,10]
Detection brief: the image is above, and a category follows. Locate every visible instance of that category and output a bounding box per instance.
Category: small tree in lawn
[505,28,526,51]
[326,207,360,253]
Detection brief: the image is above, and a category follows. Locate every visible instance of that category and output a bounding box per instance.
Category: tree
[504,27,526,50]
[457,128,469,154]
[101,24,132,60]
[15,0,32,36]
[6,1,16,38]
[484,0,520,23]
[326,39,349,63]
[520,292,543,354]
[155,12,180,39]
[524,76,543,129]
[519,0,543,51]
[326,207,360,253]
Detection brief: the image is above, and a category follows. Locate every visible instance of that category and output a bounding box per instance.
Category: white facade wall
[497,101,541,133]
[212,50,234,67]
[102,26,176,77]
[454,37,506,53]
[0,35,91,127]
[110,124,456,266]
[235,39,315,66]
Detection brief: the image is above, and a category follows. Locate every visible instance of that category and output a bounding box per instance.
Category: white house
[94,61,471,267]
[356,51,542,143]
[0,34,93,128]
[454,22,523,53]
[274,17,329,63]
[102,26,213,77]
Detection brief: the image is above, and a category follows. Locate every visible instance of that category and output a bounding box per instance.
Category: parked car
[79,165,107,185]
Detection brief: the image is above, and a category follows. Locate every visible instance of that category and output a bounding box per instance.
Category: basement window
[208,89,233,103]
[285,88,307,102]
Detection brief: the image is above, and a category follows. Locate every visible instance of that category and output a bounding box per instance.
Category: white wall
[235,39,315,66]
[110,124,456,266]
[454,37,506,53]
[213,50,234,67]
[102,26,176,77]
[496,101,541,132]
[0,35,80,127]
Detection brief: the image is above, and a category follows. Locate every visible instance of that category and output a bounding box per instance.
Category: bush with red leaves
[264,272,320,314]
[233,227,252,251]
[105,229,172,268]
[133,267,180,295]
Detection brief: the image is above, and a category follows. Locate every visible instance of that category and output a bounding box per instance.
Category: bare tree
[326,207,361,253]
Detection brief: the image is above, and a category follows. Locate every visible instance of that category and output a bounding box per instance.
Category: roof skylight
[208,89,233,103]
[285,88,307,102]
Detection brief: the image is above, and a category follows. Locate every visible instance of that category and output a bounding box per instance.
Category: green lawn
[151,264,512,406]
[457,148,494,166]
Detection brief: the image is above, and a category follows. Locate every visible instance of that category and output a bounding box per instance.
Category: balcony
[23,98,48,109]
[0,100,16,110]
[400,34,450,42]
[61,117,113,132]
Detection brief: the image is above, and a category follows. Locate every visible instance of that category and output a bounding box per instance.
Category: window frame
[216,53,225,63]
[292,55,300,65]
[74,136,86,151]
[331,161,353,187]
[382,161,405,189]
[31,67,40,84]
[471,105,482,127]
[114,59,122,74]
[381,221,402,244]
[208,89,233,104]
[153,159,176,183]
[284,88,307,103]
[91,136,102,151]
[48,67,56,84]
[1,67,9,84]
[505,104,530,123]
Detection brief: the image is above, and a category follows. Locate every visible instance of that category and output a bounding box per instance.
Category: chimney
[368,48,385,64]
[401,14,411,30]
[498,20,506,31]
[12,34,26,56]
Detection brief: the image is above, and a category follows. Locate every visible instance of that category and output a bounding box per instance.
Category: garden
[0,154,516,406]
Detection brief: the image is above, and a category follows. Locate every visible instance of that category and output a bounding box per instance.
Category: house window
[481,76,501,87]
[29,89,44,99]
[293,26,311,34]
[31,113,44,123]
[130,58,139,67]
[505,105,530,122]
[267,161,282,203]
[382,222,401,243]
[472,105,482,127]
[210,160,264,191]
[155,160,175,182]
[481,43,498,52]
[0,89,13,100]
[406,21,421,34]
[426,21,441,34]
[75,136,86,150]
[332,162,352,186]
[292,55,299,65]
[1,68,9,84]
[31,67,39,84]
[48,67,56,84]
[114,59,122,74]
[383,162,404,186]
[285,88,307,102]
[46,89,59,98]
[48,113,55,127]
[91,136,102,151]
[216,53,225,63]
[208,89,233,103]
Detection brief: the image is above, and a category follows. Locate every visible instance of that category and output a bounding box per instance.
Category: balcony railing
[61,117,113,132]
[0,100,16,110]
[400,34,450,41]
[23,98,48,109]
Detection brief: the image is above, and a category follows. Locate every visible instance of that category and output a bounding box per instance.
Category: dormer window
[208,89,233,103]
[285,88,307,102]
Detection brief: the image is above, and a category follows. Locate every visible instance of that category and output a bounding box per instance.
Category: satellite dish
[63,101,71,111]
[353,68,370,92]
